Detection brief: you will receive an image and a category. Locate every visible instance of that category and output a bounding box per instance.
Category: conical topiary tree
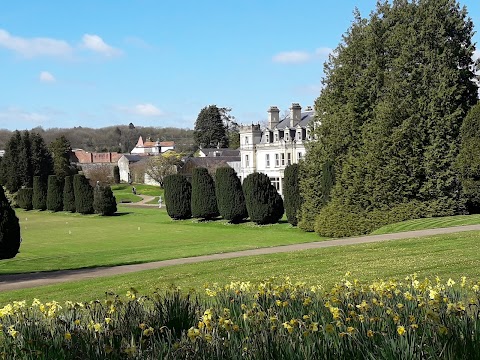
[46,175,63,212]
[73,174,94,214]
[63,176,75,212]
[164,174,192,220]
[17,188,33,210]
[283,164,302,226]
[191,167,219,220]
[93,185,117,216]
[32,176,47,210]
[215,167,247,223]
[242,172,284,225]
[0,186,21,259]
[113,165,120,184]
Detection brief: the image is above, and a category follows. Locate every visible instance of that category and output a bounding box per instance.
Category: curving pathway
[1,224,480,292]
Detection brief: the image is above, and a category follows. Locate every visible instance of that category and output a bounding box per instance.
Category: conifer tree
[16,188,33,211]
[191,167,219,219]
[50,136,72,181]
[215,167,247,223]
[31,132,53,183]
[1,131,22,192]
[0,186,21,259]
[63,176,75,212]
[193,105,228,148]
[73,174,94,214]
[46,175,63,212]
[164,174,192,219]
[93,185,117,216]
[300,0,478,235]
[113,165,120,184]
[283,164,302,226]
[18,130,33,188]
[32,176,47,210]
[242,173,284,225]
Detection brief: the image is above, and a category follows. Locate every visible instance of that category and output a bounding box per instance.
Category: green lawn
[0,206,322,275]
[1,230,479,305]
[372,214,480,234]
[111,184,163,203]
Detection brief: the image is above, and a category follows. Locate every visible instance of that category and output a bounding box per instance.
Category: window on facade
[285,132,289,141]
[270,177,280,191]
[265,133,269,143]
[297,131,302,140]
[287,153,291,165]
[245,154,249,167]
[281,153,285,166]
[275,154,279,167]
[307,130,311,140]
[298,152,303,160]
[266,154,270,167]
[274,133,278,142]
[245,136,249,145]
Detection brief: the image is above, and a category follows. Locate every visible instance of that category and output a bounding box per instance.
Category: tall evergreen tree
[93,185,117,216]
[31,132,54,183]
[50,136,72,181]
[193,105,228,148]
[215,167,248,223]
[242,173,284,225]
[46,175,63,212]
[457,102,480,213]
[283,164,302,226]
[113,165,120,184]
[300,0,478,236]
[191,167,219,219]
[164,174,192,220]
[18,130,33,188]
[63,176,75,212]
[0,186,21,259]
[73,174,94,214]
[17,188,33,211]
[1,131,22,192]
[32,176,47,210]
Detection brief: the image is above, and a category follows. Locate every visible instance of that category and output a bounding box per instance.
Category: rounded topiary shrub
[63,175,75,212]
[73,174,94,214]
[32,176,47,210]
[215,167,247,223]
[93,185,117,216]
[283,164,302,226]
[164,174,192,220]
[0,186,21,259]
[46,175,64,212]
[191,167,219,220]
[242,172,284,225]
[17,188,33,211]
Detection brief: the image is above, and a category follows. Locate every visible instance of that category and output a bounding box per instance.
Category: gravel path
[1,224,480,292]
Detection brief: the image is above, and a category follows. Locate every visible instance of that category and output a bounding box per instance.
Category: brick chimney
[290,103,302,127]
[267,106,280,129]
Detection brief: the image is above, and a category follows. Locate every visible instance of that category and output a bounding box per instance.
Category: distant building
[239,103,314,195]
[130,136,175,155]
[117,154,144,183]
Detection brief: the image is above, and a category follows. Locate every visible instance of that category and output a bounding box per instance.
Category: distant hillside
[0,125,196,154]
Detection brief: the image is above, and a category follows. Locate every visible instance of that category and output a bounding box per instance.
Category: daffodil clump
[1,274,480,359]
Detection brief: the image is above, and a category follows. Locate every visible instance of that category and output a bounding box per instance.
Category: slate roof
[274,110,315,130]
[121,154,144,163]
[200,148,240,157]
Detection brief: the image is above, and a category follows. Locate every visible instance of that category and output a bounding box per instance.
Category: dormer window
[265,133,269,143]
[274,133,278,142]
[297,131,302,140]
[306,130,311,141]
[285,132,289,141]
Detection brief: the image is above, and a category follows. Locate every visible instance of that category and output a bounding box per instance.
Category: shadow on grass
[111,212,132,216]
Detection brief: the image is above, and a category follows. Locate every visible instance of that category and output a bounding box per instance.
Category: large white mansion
[239,103,314,194]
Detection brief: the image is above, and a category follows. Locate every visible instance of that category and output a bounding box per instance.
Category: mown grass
[0,206,321,275]
[1,230,479,305]
[372,214,480,234]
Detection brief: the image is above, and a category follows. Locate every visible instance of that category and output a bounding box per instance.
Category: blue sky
[0,0,478,131]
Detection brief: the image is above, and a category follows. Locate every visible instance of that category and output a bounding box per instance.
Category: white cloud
[39,71,56,83]
[81,34,121,57]
[119,103,164,117]
[273,51,312,64]
[0,29,73,58]
[0,107,49,124]
[272,47,332,64]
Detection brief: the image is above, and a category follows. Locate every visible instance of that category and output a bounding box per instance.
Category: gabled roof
[200,148,240,157]
[159,141,175,147]
[121,154,144,163]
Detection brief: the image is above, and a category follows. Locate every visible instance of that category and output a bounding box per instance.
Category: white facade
[239,103,314,195]
[130,136,175,155]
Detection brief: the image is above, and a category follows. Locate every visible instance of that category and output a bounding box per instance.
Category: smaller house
[118,154,144,183]
[130,136,175,155]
